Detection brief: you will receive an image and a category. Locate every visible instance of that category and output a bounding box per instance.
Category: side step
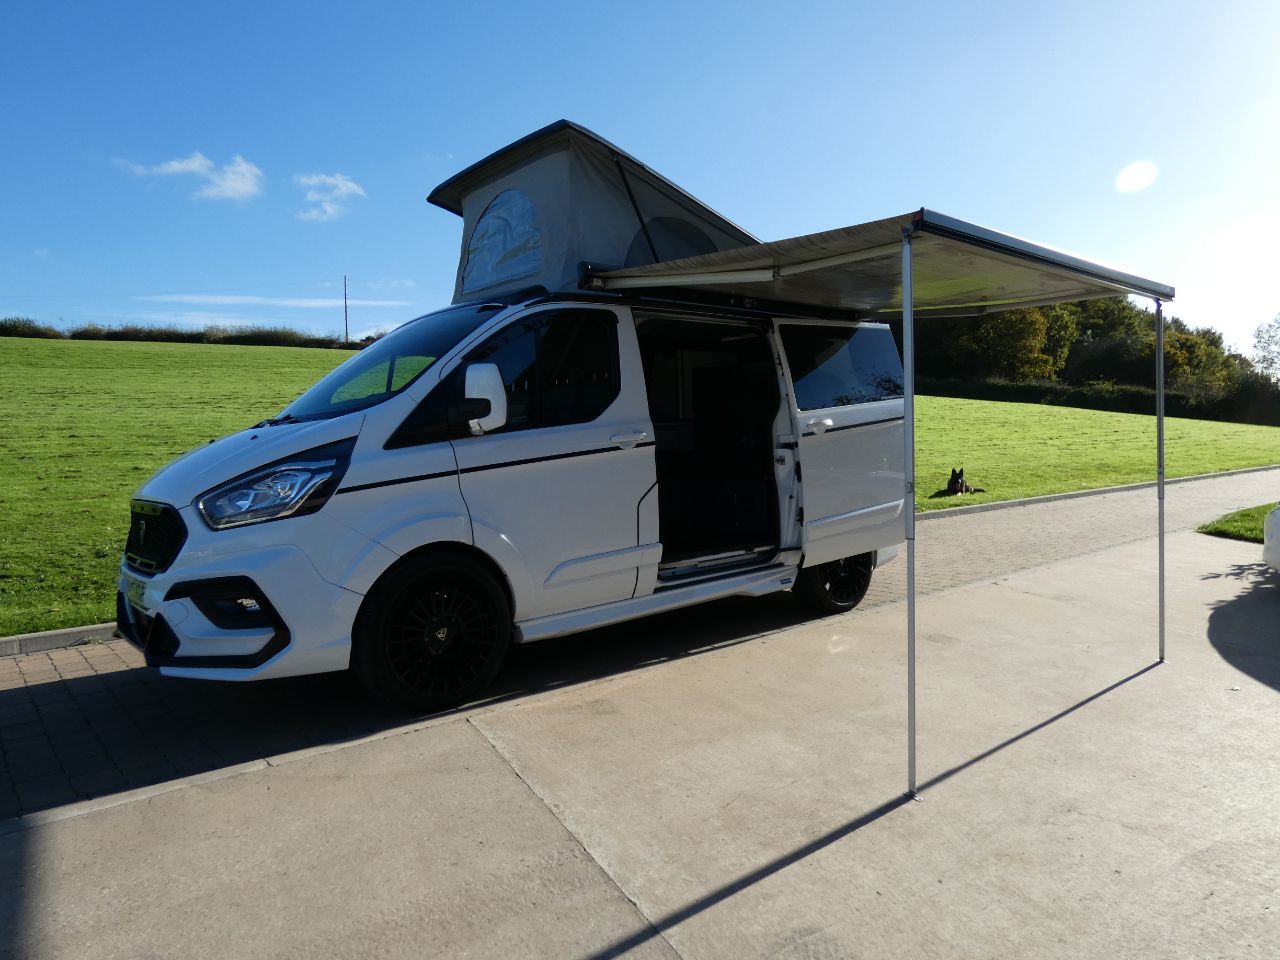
[515,563,799,645]
[657,545,776,584]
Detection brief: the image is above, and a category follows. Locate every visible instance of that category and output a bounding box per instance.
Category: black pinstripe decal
[336,470,457,494]
[458,440,655,476]
[337,440,656,492]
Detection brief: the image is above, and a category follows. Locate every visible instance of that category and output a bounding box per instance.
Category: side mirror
[463,363,507,435]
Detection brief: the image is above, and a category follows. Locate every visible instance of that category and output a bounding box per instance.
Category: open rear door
[775,320,906,567]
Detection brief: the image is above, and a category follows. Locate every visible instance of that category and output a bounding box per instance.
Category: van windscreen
[283,304,502,421]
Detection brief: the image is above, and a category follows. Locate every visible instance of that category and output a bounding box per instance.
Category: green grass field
[913,402,1278,509]
[1198,503,1277,544]
[2,336,1278,637]
[0,338,346,637]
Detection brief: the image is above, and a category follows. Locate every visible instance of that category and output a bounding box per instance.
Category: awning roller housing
[591,208,1174,317]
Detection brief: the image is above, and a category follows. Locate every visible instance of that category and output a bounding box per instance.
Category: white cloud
[364,278,417,292]
[1114,160,1158,194]
[294,172,366,221]
[139,294,410,308]
[118,151,265,201]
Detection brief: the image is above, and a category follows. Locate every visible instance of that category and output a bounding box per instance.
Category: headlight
[196,438,354,530]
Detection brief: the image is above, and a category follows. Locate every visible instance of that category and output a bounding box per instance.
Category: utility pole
[343,275,349,343]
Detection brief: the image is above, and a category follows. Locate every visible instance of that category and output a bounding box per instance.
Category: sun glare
[1115,160,1159,194]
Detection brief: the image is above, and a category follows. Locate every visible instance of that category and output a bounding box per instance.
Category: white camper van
[117,121,908,709]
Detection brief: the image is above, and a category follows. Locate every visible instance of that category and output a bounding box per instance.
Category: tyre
[353,553,512,711]
[795,553,874,615]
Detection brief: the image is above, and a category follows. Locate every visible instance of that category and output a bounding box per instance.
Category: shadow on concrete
[0,593,817,823]
[0,594,818,957]
[1205,561,1280,693]
[578,662,1161,960]
[2,597,1163,956]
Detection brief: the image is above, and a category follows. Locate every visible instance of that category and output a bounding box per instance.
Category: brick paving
[2,467,1277,822]
[0,645,396,822]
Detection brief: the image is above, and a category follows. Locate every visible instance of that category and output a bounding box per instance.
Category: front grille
[124,500,187,574]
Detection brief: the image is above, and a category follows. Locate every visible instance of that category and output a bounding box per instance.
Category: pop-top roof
[428,120,758,304]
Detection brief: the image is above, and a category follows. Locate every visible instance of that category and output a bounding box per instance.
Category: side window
[467,319,539,430]
[465,309,618,432]
[780,325,904,411]
[535,313,619,427]
[389,309,620,448]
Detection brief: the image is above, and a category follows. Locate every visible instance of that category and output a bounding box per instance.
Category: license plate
[124,573,148,610]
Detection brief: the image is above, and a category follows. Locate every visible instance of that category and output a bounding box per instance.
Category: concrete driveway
[2,469,1278,958]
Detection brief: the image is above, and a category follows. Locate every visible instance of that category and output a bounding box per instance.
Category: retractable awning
[432,120,1179,799]
[593,207,1175,798]
[587,208,1174,317]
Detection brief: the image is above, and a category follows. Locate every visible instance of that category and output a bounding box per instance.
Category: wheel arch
[357,541,517,629]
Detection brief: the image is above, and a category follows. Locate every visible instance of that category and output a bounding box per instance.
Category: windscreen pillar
[1155,299,1166,662]
[901,227,918,797]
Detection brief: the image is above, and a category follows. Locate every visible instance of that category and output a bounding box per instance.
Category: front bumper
[117,575,291,670]
[117,510,363,680]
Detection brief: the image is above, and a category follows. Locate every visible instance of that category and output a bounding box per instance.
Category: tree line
[909,299,1280,426]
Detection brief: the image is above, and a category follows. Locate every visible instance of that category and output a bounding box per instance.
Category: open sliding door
[774,320,907,567]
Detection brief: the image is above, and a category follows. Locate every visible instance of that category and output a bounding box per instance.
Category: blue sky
[3,0,1277,351]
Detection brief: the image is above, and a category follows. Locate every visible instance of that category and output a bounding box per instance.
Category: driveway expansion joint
[465,715,687,960]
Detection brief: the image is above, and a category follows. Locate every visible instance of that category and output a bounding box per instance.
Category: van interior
[635,317,782,581]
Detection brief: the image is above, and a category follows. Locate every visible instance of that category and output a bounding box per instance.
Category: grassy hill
[0,338,347,637]
[915,400,1278,507]
[2,336,1277,637]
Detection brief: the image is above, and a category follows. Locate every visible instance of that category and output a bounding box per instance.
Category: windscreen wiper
[253,412,301,428]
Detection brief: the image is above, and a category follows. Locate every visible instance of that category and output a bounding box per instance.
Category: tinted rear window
[780,325,904,411]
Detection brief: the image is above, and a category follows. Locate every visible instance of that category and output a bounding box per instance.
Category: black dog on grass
[946,467,986,495]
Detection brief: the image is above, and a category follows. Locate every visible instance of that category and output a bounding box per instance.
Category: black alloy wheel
[795,552,874,615]
[354,553,511,711]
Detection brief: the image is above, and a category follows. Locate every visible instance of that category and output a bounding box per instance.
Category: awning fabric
[591,208,1174,316]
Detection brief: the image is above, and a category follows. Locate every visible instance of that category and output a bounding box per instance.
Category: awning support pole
[902,228,917,798]
[1155,299,1166,662]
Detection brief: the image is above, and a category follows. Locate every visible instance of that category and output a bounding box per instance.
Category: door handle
[610,431,649,449]
[806,418,835,434]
